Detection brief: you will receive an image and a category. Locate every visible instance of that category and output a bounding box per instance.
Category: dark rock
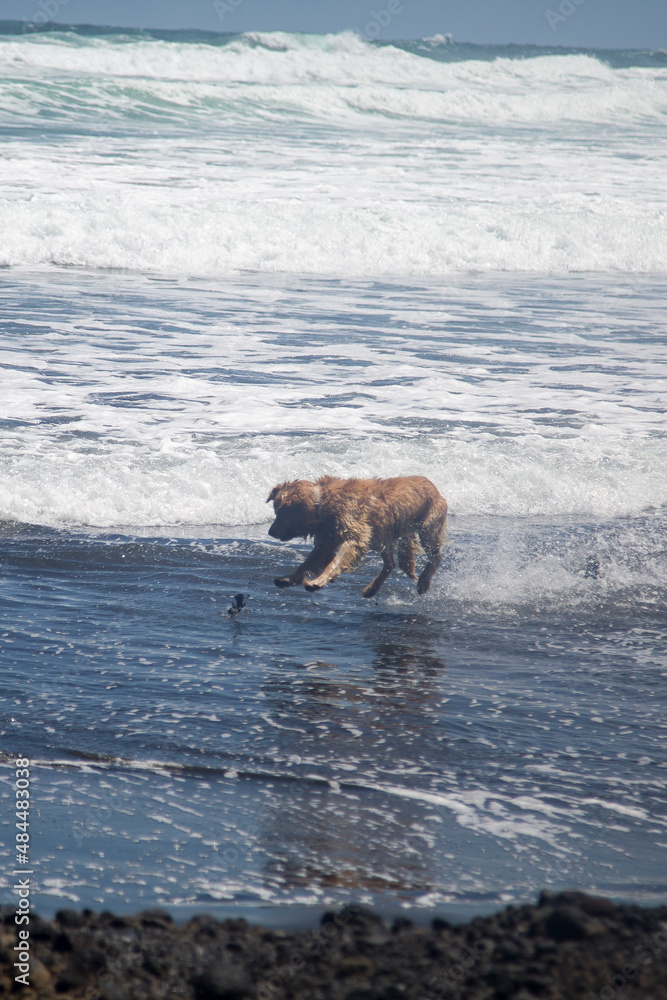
[223,918,249,934]
[534,940,557,955]
[340,907,390,948]
[192,963,256,1000]
[382,987,408,999]
[486,963,521,988]
[100,911,131,929]
[342,905,386,934]
[52,931,73,952]
[550,891,618,917]
[335,955,374,977]
[495,939,524,960]
[55,908,87,928]
[189,914,225,939]
[288,973,320,994]
[538,889,557,907]
[97,982,136,1000]
[143,953,171,978]
[431,916,451,932]
[55,947,106,990]
[5,891,667,1000]
[27,957,52,991]
[523,972,554,994]
[30,920,58,944]
[261,929,286,941]
[544,905,605,941]
[622,910,645,928]
[490,973,518,1000]
[225,940,246,954]
[138,908,173,928]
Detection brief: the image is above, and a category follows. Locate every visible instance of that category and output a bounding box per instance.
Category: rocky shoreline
[2,891,666,999]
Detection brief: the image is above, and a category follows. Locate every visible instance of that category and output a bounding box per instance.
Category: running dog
[267,475,447,597]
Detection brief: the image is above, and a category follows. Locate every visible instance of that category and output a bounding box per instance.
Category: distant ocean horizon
[4,18,667,64]
[1,21,666,922]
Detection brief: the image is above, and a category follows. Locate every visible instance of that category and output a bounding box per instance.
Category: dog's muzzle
[269,524,298,541]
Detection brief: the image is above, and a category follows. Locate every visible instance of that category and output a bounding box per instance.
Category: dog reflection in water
[267,475,447,598]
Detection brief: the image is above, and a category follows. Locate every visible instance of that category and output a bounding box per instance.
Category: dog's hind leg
[362,545,396,598]
[397,533,422,580]
[416,505,447,595]
[303,539,364,592]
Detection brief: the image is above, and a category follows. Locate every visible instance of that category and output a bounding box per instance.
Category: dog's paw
[362,584,377,598]
[416,578,431,595]
[274,576,293,588]
[303,581,322,592]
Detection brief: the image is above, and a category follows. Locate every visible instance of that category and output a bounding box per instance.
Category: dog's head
[267,480,319,541]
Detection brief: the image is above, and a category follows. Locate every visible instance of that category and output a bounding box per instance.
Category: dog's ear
[266,486,280,504]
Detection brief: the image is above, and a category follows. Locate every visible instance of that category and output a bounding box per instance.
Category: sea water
[0,23,666,921]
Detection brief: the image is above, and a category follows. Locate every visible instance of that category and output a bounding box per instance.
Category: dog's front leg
[274,540,335,589]
[303,539,361,592]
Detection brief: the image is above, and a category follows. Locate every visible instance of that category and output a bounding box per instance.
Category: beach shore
[3,891,666,1000]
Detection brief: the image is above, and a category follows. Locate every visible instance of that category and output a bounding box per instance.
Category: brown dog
[267,475,447,597]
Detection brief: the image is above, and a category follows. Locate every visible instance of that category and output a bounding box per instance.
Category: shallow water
[1,23,666,921]
[1,269,665,920]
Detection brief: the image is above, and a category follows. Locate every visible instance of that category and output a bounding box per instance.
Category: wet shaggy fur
[267,475,447,597]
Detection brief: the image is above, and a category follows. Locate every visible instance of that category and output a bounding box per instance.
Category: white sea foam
[0,31,665,276]
[3,431,666,530]
[349,779,571,848]
[1,271,665,533]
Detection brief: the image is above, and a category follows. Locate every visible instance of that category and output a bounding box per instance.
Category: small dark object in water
[584,556,600,579]
[226,593,246,616]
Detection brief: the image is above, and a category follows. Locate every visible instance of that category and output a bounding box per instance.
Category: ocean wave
[2,431,666,529]
[0,27,665,277]
[1,29,665,124]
